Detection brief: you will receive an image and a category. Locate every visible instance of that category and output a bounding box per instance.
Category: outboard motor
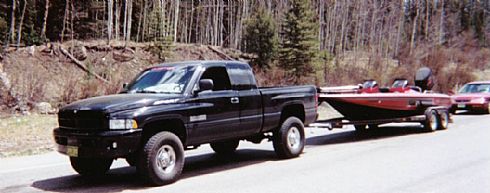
[414,67,434,92]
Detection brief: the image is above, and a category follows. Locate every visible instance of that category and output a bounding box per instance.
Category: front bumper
[452,103,489,111]
[53,128,142,158]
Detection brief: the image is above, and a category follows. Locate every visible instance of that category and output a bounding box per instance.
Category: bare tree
[107,0,113,43]
[40,0,50,41]
[16,0,27,48]
[61,0,69,42]
[7,0,17,46]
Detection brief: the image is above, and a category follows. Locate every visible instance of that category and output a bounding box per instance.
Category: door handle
[230,97,239,104]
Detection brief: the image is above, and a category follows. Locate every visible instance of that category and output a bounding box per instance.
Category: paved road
[1,113,489,193]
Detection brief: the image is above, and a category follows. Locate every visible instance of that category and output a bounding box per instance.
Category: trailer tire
[424,109,439,132]
[437,110,449,130]
[70,157,113,177]
[210,140,239,155]
[137,131,184,186]
[273,117,305,159]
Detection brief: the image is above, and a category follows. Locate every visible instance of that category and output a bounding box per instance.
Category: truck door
[227,63,263,135]
[190,66,240,143]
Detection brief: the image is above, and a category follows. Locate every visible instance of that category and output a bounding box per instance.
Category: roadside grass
[0,114,58,158]
[0,105,342,158]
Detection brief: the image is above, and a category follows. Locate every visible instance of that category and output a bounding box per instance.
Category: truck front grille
[58,110,107,130]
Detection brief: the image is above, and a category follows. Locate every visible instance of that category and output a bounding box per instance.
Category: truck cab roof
[147,60,250,70]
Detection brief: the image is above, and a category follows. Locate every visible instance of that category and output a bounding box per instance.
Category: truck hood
[61,94,181,113]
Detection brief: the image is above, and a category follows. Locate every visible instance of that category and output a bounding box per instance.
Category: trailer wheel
[210,140,239,155]
[273,117,305,159]
[424,109,439,132]
[438,111,449,130]
[137,131,184,186]
[70,157,113,176]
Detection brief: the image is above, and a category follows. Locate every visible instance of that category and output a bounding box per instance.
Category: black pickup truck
[53,60,317,185]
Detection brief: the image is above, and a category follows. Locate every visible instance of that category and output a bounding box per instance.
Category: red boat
[319,68,452,123]
[320,92,452,121]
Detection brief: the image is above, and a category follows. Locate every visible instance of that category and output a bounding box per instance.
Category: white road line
[0,163,68,174]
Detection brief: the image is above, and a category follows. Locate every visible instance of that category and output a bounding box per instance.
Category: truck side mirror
[198,79,214,92]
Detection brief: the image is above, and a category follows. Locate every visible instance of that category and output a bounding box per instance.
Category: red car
[451,81,490,114]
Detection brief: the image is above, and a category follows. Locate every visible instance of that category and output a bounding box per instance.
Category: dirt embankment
[0,41,251,115]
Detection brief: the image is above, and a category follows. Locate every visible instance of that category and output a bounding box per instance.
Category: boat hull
[320,93,452,121]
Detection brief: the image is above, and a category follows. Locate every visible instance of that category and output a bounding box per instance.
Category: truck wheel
[424,109,439,132]
[438,111,449,130]
[273,117,305,159]
[210,140,239,155]
[137,131,184,186]
[70,157,113,176]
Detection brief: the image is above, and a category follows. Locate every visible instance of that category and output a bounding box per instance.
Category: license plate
[457,103,466,108]
[66,146,78,157]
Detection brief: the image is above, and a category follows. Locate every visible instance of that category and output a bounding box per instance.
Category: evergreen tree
[242,8,278,69]
[278,0,319,83]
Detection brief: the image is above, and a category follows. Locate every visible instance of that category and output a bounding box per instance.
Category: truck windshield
[124,66,195,94]
[458,83,490,93]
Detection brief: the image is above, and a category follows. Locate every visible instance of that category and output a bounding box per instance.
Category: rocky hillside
[0,41,251,115]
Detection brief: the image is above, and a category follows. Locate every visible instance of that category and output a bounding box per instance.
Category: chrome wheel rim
[155,145,176,174]
[429,112,438,130]
[287,126,301,150]
[440,113,448,129]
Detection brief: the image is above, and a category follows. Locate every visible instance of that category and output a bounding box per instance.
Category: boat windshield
[123,65,196,94]
[362,80,377,88]
[392,80,408,88]
[458,83,490,93]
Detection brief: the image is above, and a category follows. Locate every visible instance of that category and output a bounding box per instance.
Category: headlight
[109,119,138,130]
[471,97,486,104]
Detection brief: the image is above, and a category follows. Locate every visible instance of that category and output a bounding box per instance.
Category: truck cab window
[200,67,232,91]
[227,63,257,90]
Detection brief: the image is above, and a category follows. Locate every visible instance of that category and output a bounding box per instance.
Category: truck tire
[438,110,449,130]
[210,140,239,155]
[424,109,439,132]
[137,131,184,186]
[70,157,113,176]
[273,117,305,159]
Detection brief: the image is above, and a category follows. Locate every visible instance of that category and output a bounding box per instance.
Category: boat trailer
[309,107,452,132]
